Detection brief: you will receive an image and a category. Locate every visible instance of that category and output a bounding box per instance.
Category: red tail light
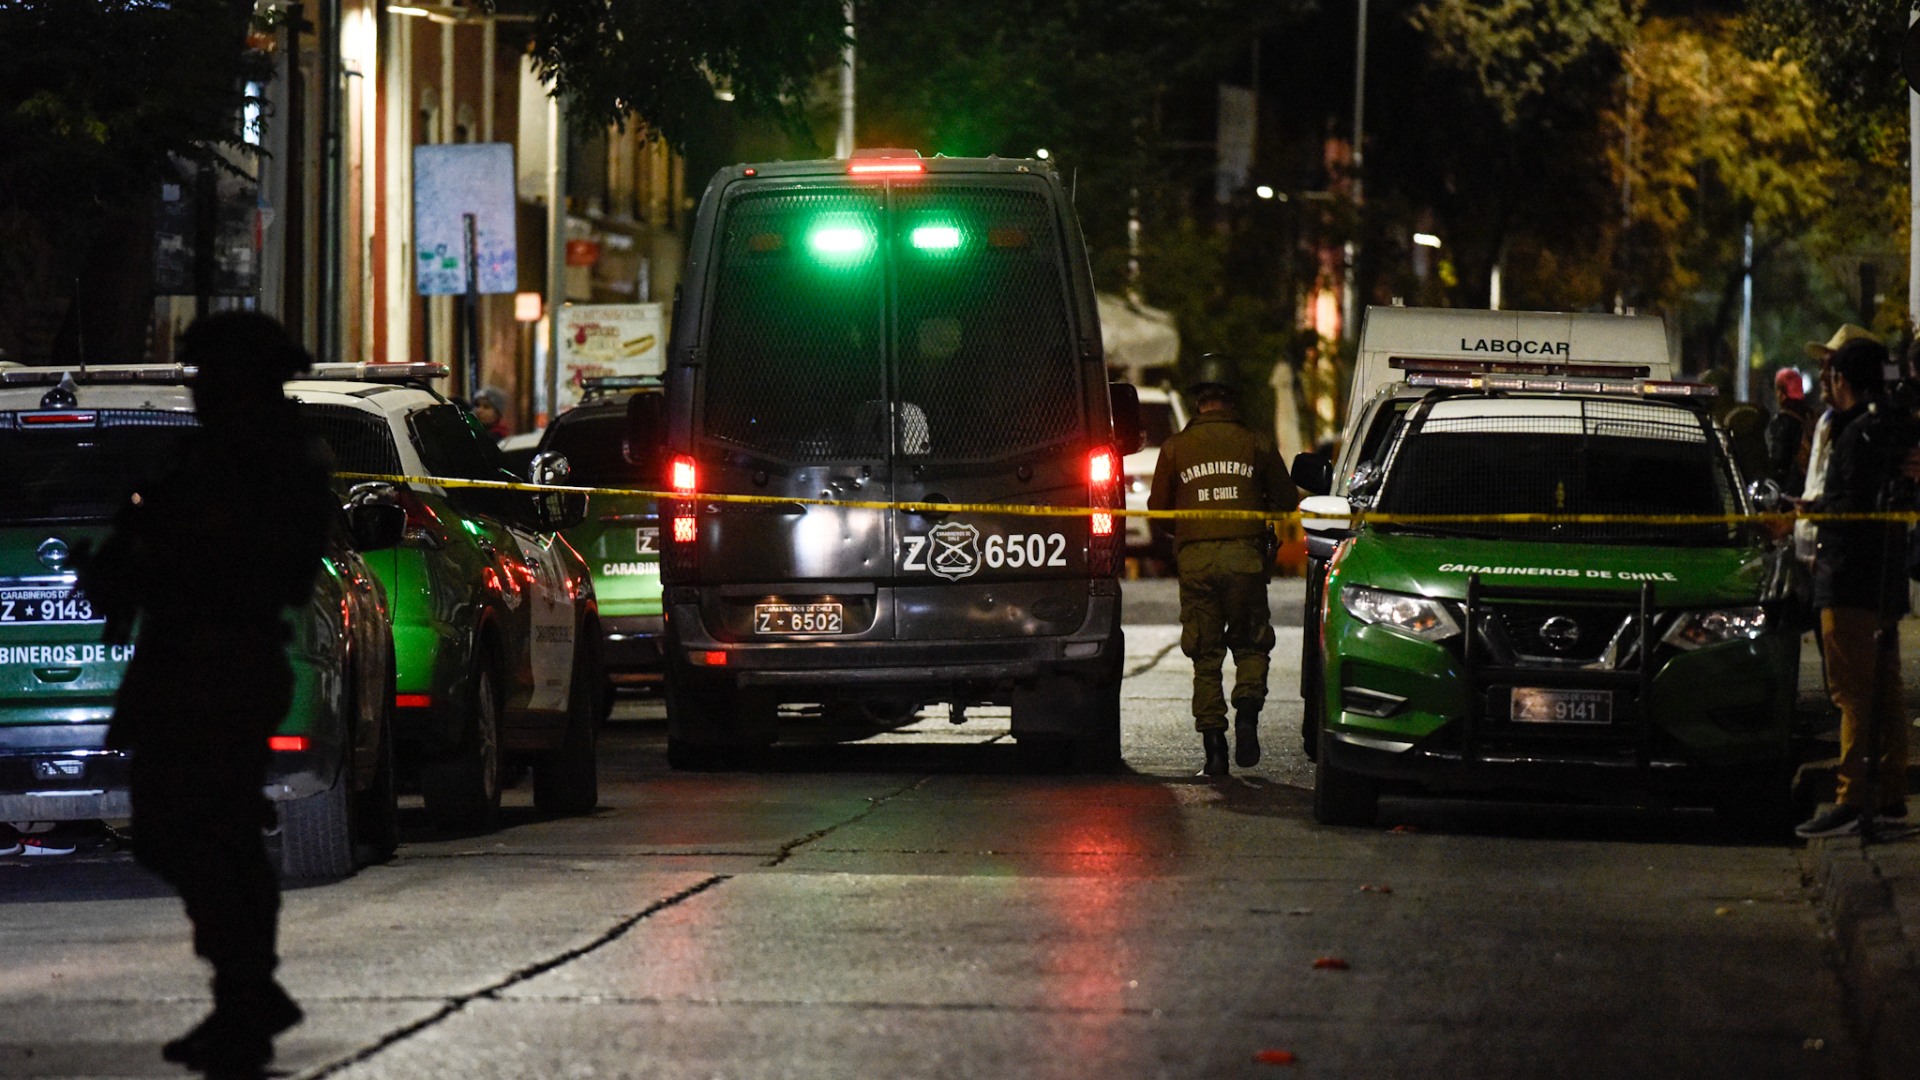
[665,454,699,578]
[268,735,310,752]
[395,693,432,709]
[1088,447,1120,565]
[671,455,698,494]
[848,161,925,176]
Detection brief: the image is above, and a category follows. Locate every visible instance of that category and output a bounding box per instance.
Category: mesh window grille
[892,185,1080,461]
[703,188,887,462]
[701,182,1083,463]
[300,403,403,477]
[1377,398,1737,544]
[0,417,196,524]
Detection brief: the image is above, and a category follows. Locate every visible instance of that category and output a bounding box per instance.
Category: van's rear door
[886,179,1096,639]
[693,186,895,638]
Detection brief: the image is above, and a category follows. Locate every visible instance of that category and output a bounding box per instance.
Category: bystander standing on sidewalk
[1796,337,1917,839]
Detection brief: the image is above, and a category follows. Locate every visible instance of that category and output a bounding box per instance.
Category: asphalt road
[0,577,1862,1078]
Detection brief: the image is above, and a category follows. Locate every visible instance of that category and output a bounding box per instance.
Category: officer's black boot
[162,972,302,1072]
[1234,705,1261,768]
[1199,731,1230,777]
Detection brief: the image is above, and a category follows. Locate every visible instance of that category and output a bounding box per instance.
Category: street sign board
[413,143,517,295]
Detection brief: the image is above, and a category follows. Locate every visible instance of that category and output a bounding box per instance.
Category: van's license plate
[754,602,844,635]
[1510,688,1611,724]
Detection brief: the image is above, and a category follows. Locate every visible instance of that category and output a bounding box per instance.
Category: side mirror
[1108,383,1146,455]
[529,451,588,531]
[1746,477,1788,514]
[626,391,666,467]
[1290,451,1332,496]
[1299,494,1354,536]
[344,482,407,552]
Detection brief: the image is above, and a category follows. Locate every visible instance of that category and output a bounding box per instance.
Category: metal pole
[1343,0,1367,340]
[463,213,481,400]
[835,2,856,158]
[545,90,567,425]
[1910,9,1919,331]
[1737,221,1753,403]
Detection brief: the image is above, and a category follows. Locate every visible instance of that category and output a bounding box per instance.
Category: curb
[1808,836,1920,1079]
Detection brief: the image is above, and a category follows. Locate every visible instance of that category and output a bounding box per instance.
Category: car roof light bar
[1406,373,1715,399]
[0,364,192,385]
[1392,356,1653,380]
[581,375,662,391]
[303,362,450,382]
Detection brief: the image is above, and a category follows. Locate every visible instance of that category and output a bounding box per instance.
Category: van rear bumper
[664,584,1121,695]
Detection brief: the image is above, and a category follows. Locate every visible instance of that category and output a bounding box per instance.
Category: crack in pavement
[762,776,932,868]
[297,874,729,1080]
[1125,641,1181,679]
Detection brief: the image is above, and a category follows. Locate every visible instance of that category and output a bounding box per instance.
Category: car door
[409,405,575,713]
[691,184,893,639]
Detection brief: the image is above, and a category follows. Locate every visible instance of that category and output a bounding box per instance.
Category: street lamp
[1255,185,1274,200]
[1412,232,1442,249]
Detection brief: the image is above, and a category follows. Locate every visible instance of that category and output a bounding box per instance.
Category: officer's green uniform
[1147,406,1297,733]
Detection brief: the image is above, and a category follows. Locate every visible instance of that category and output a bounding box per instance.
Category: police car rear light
[672,515,697,544]
[699,650,728,666]
[671,455,698,494]
[395,694,432,709]
[1092,513,1115,537]
[268,735,310,752]
[21,412,99,426]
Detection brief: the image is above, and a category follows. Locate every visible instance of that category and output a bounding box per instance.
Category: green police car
[286,364,600,829]
[1298,375,1801,826]
[0,365,403,879]
[534,377,665,691]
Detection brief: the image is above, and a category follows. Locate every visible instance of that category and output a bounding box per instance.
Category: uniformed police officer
[77,312,335,1074]
[1148,357,1299,776]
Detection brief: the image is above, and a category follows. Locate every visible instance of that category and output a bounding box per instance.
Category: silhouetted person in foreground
[77,312,334,1075]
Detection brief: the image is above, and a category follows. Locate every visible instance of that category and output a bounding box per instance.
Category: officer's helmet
[1186,354,1236,405]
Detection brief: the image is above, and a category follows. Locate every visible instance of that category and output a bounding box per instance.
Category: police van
[641,151,1140,770]
[1292,307,1798,825]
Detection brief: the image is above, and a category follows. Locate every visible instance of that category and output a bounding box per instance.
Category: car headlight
[1339,585,1461,642]
[1662,606,1767,650]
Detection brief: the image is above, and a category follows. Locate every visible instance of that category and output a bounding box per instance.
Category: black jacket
[1811,400,1917,614]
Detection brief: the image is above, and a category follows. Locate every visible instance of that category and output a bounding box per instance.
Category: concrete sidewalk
[1800,616,1920,1077]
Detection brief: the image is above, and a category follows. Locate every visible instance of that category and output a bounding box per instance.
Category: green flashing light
[807,225,875,259]
[910,225,963,251]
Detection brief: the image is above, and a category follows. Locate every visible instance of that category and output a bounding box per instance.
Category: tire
[1068,633,1125,773]
[534,634,600,815]
[1312,738,1379,826]
[664,670,742,771]
[1301,670,1323,762]
[279,775,355,881]
[420,653,503,831]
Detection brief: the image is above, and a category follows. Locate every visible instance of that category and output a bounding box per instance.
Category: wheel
[664,668,744,771]
[1068,638,1125,773]
[278,774,354,881]
[534,632,600,815]
[420,653,503,830]
[1312,736,1379,826]
[352,680,400,865]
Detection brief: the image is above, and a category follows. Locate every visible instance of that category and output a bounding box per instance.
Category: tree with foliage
[521,0,846,146]
[0,0,262,362]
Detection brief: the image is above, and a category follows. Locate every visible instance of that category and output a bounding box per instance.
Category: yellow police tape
[332,471,1920,526]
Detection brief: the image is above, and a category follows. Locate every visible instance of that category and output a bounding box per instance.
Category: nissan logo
[1538,615,1582,652]
[37,537,69,571]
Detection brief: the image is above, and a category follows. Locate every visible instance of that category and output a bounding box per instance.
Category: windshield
[1139,400,1177,448]
[542,411,642,490]
[1374,397,1740,546]
[701,178,1081,464]
[0,414,196,525]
